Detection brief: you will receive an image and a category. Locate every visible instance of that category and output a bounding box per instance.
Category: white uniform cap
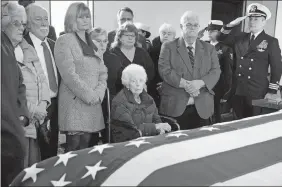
[247,3,271,20]
[208,20,223,26]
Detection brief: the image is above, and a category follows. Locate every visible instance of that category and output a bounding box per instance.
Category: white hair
[25,3,48,31]
[121,64,147,88]
[1,2,26,30]
[180,11,199,25]
[159,23,176,35]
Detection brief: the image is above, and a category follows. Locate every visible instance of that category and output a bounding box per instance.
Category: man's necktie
[41,41,58,93]
[249,34,255,46]
[187,46,194,68]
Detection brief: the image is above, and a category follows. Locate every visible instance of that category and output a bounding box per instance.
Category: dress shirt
[183,39,197,105]
[250,29,263,40]
[15,45,24,63]
[210,41,219,46]
[29,32,58,98]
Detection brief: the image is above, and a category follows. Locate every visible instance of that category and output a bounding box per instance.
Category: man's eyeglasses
[123,34,136,38]
[11,20,26,28]
[184,23,200,29]
[92,39,108,45]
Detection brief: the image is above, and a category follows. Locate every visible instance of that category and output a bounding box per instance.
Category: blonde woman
[54,2,107,151]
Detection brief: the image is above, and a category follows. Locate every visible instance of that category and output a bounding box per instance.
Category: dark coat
[107,30,147,51]
[208,41,233,99]
[110,46,155,84]
[111,88,162,142]
[47,25,57,41]
[150,36,163,84]
[1,31,27,187]
[219,29,282,99]
[103,51,123,99]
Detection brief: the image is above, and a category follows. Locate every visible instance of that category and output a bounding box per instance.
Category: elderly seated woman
[111,64,172,143]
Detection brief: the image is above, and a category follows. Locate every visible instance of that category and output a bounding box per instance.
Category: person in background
[111,64,171,143]
[24,3,60,159]
[110,22,155,94]
[218,3,282,119]
[135,22,152,52]
[18,0,58,41]
[54,2,107,151]
[158,11,221,129]
[205,20,233,123]
[1,2,29,186]
[90,27,123,100]
[149,23,176,107]
[107,7,147,51]
[89,27,122,144]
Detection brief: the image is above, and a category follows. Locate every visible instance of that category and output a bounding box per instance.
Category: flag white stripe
[211,162,282,186]
[102,120,282,186]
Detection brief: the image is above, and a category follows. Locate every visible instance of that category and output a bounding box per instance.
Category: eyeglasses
[92,39,108,45]
[184,23,200,29]
[123,34,136,38]
[11,20,26,28]
[161,31,174,36]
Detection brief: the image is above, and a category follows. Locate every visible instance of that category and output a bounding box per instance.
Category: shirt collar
[29,32,47,46]
[184,39,196,49]
[210,41,219,46]
[251,30,263,39]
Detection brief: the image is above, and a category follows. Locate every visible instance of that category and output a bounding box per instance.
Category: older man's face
[181,17,200,38]
[28,6,49,40]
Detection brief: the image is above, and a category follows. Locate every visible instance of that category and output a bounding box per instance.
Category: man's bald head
[25,3,49,40]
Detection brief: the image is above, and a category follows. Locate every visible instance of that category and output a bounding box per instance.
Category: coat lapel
[193,40,204,77]
[177,37,193,75]
[23,32,35,48]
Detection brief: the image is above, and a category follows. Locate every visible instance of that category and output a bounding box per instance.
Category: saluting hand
[227,16,247,27]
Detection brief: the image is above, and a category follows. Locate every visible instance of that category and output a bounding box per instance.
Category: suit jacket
[219,29,282,99]
[24,32,61,87]
[107,30,147,51]
[158,37,221,119]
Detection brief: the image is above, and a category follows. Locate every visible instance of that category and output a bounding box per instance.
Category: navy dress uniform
[219,3,282,119]
[206,20,234,123]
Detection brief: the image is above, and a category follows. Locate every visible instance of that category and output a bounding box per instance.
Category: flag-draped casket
[11,110,282,186]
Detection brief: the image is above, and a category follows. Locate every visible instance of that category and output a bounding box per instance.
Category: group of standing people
[1,1,282,186]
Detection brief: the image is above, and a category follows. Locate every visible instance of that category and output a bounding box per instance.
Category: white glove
[227,16,247,27]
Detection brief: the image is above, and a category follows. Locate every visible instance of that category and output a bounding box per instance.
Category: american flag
[11,110,282,186]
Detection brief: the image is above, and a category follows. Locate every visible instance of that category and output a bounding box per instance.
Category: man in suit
[219,3,282,119]
[205,20,233,123]
[18,0,57,41]
[158,11,221,130]
[24,4,60,159]
[107,7,147,51]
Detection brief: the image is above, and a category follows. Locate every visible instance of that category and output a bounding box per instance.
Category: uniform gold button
[251,59,254,62]
[248,76,251,79]
[239,65,242,68]
[238,74,241,76]
[241,57,244,59]
[249,67,252,70]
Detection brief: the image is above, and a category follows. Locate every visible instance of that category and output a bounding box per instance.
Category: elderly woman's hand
[155,123,171,134]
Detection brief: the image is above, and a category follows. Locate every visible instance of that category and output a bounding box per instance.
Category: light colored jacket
[54,33,108,133]
[17,39,51,138]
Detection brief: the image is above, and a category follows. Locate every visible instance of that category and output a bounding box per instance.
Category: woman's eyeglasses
[92,39,108,45]
[123,34,136,38]
[11,20,26,28]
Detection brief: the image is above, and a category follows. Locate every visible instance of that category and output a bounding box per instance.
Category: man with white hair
[219,3,282,119]
[158,11,221,129]
[24,3,60,160]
